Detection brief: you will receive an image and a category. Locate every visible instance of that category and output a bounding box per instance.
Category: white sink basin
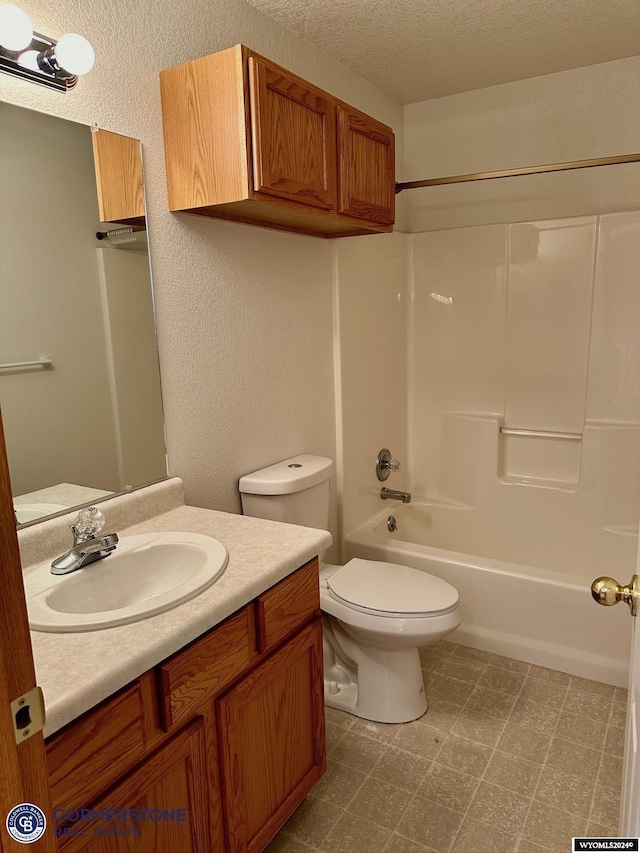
[25,531,228,632]
[15,502,69,523]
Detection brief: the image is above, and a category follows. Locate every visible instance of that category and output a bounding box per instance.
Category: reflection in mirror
[0,102,167,526]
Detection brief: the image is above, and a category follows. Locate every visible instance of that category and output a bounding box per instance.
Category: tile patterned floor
[266,640,627,853]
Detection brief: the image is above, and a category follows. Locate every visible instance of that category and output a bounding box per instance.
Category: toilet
[239,455,462,723]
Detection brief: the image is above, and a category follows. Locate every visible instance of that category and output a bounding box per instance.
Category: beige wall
[404,56,640,231]
[0,0,404,548]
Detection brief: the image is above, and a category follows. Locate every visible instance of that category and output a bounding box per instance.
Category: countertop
[23,487,331,737]
[14,482,113,507]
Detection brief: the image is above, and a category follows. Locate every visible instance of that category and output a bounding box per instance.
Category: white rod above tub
[0,358,53,371]
[500,427,582,441]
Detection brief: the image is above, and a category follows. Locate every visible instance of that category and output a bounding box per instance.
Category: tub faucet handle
[376,448,401,481]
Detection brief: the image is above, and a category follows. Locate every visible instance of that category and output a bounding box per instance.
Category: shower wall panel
[408,211,640,575]
[409,225,506,493]
[587,212,640,424]
[334,232,409,542]
[504,218,596,433]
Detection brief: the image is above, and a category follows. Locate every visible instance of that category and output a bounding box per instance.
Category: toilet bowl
[320,559,461,723]
[238,455,462,724]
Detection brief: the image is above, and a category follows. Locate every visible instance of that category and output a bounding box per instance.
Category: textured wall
[404,57,640,231]
[0,0,403,547]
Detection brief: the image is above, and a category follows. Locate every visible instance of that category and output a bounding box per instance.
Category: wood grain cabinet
[46,558,323,853]
[218,621,325,853]
[159,45,395,238]
[91,129,146,227]
[52,720,213,853]
[337,106,395,224]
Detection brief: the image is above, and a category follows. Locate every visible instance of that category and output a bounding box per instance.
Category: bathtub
[344,502,633,687]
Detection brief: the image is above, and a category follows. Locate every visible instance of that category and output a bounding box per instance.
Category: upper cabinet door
[92,129,145,226]
[337,105,395,224]
[249,57,337,210]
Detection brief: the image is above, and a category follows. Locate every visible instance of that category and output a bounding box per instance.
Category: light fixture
[0,4,95,92]
[0,3,32,50]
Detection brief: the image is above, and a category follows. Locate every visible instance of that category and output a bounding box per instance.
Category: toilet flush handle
[376,449,401,481]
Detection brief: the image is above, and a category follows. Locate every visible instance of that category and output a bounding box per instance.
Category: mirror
[0,102,167,526]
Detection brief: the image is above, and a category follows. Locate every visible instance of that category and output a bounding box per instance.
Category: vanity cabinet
[46,558,323,853]
[91,129,146,226]
[159,45,395,238]
[51,720,214,853]
[218,621,324,853]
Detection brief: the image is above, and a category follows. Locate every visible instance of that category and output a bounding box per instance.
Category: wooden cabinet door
[337,105,395,224]
[217,620,325,853]
[92,130,145,226]
[59,720,213,853]
[249,57,337,210]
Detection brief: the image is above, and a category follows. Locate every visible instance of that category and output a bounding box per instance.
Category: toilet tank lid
[238,455,333,495]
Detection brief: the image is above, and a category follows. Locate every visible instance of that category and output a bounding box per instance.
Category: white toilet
[239,455,462,724]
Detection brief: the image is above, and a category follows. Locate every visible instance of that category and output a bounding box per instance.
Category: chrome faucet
[51,507,118,575]
[380,487,412,504]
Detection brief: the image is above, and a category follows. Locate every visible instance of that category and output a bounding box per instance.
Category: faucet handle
[376,448,401,481]
[73,506,106,541]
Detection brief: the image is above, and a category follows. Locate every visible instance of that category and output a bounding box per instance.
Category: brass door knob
[591,574,638,617]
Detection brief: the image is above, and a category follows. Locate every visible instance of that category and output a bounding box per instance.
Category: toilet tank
[239,455,333,530]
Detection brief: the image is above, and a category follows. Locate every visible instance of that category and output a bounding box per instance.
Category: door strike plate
[11,686,46,744]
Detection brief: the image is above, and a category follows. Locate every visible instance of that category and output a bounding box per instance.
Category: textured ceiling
[245,0,640,103]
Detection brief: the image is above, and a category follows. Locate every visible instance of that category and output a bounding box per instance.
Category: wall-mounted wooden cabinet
[160,45,395,238]
[92,129,146,227]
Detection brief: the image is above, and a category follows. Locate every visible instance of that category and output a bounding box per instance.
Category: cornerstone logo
[6,803,47,844]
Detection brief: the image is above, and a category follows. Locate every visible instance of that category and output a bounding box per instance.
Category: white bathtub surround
[346,505,632,687]
[405,213,640,682]
[504,219,595,435]
[410,212,640,527]
[409,414,638,577]
[332,232,409,542]
[335,211,640,689]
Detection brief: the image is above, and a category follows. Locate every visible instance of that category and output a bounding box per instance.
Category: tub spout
[380,487,412,503]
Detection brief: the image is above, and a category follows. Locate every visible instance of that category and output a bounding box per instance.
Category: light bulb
[16,47,38,70]
[54,32,94,76]
[0,3,33,51]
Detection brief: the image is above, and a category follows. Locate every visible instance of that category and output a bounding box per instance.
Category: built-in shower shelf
[499,427,582,487]
[500,427,582,441]
[498,473,579,491]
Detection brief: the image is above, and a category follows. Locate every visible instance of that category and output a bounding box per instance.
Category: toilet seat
[326,558,459,619]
